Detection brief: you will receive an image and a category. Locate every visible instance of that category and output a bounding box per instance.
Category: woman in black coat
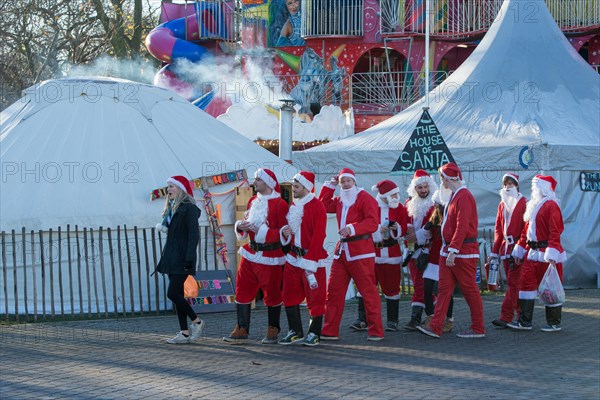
[156,175,205,344]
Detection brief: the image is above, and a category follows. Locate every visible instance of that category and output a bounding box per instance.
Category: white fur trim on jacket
[323,181,337,190]
[372,228,383,243]
[284,254,322,272]
[234,220,248,241]
[512,244,527,260]
[238,247,284,266]
[544,247,566,263]
[423,263,439,281]
[375,256,403,264]
[347,224,356,236]
[519,290,538,300]
[415,227,431,245]
[279,225,292,246]
[254,223,269,243]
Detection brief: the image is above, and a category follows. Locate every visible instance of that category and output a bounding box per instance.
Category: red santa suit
[429,182,485,336]
[509,174,565,331]
[234,190,289,306]
[280,193,329,316]
[319,169,384,339]
[491,186,527,323]
[372,197,407,298]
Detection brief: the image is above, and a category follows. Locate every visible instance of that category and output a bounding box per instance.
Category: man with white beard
[224,169,289,345]
[319,168,384,341]
[279,171,328,346]
[349,180,408,332]
[490,173,527,328]
[402,170,438,331]
[508,175,566,332]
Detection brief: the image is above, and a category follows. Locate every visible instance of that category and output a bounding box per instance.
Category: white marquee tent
[0,77,298,315]
[1,77,297,231]
[295,0,600,288]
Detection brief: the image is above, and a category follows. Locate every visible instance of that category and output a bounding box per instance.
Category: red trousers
[234,258,283,306]
[520,260,563,293]
[322,254,384,338]
[430,256,485,335]
[408,260,425,307]
[498,259,522,322]
[282,264,326,316]
[375,263,401,298]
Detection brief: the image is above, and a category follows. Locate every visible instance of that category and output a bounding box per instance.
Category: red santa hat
[166,175,194,197]
[410,169,434,188]
[338,167,356,182]
[372,180,399,199]
[255,168,280,192]
[533,174,557,192]
[439,162,463,181]
[502,173,519,184]
[293,171,315,193]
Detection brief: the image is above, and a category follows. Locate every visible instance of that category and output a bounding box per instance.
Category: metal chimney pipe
[278,99,295,164]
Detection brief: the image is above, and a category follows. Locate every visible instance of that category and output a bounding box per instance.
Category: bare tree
[0,0,159,110]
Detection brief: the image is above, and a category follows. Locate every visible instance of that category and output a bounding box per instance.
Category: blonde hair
[162,188,196,218]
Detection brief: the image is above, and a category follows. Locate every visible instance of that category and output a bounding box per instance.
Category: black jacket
[156,202,201,275]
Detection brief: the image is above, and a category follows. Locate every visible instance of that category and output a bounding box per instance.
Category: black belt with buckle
[250,241,282,252]
[340,234,371,243]
[291,245,307,257]
[463,237,478,244]
[374,238,398,249]
[527,240,548,250]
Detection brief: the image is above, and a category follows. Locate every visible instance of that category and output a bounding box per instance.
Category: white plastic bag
[538,264,565,306]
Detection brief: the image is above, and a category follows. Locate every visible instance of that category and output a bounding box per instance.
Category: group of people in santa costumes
[220,164,565,345]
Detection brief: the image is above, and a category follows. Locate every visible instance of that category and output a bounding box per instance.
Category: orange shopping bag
[184,275,199,298]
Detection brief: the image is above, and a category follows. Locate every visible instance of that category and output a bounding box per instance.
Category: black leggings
[167,274,198,331]
[424,278,454,318]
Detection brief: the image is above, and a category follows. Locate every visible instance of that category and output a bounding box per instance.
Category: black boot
[349,297,368,331]
[284,305,304,337]
[385,299,400,331]
[541,306,562,332]
[223,303,251,343]
[507,299,534,331]
[262,305,281,344]
[404,305,424,331]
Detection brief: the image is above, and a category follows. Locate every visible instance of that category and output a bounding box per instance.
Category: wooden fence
[0,224,231,322]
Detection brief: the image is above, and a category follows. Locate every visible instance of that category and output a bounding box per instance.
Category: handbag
[184,275,199,298]
[416,250,429,272]
[537,264,565,305]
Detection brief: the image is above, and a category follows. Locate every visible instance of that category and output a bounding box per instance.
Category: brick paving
[1,289,598,399]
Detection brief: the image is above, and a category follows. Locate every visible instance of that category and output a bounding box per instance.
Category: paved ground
[1,289,599,399]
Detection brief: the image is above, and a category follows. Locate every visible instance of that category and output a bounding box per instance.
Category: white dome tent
[295,0,600,288]
[1,77,298,316]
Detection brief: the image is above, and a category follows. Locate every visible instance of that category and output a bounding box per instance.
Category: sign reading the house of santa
[391,108,455,174]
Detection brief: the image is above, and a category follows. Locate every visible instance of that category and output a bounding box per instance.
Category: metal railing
[349,70,450,114]
[301,0,364,37]
[380,0,600,38]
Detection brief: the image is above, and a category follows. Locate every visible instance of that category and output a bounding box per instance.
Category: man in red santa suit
[490,173,527,328]
[402,169,437,331]
[508,174,566,332]
[349,180,407,332]
[319,168,384,341]
[417,162,485,338]
[223,168,289,345]
[278,171,329,347]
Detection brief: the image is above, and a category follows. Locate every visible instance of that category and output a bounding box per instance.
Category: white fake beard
[340,186,358,207]
[286,204,304,235]
[407,194,433,220]
[246,196,269,227]
[523,187,544,222]
[500,187,519,212]
[388,198,400,209]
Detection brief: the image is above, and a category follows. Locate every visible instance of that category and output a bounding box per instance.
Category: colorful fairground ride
[146,0,600,134]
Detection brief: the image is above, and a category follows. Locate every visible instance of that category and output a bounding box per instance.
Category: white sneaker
[188,320,205,341]
[166,331,190,344]
[456,329,485,339]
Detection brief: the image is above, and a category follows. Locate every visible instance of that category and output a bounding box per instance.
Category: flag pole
[425,0,430,109]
